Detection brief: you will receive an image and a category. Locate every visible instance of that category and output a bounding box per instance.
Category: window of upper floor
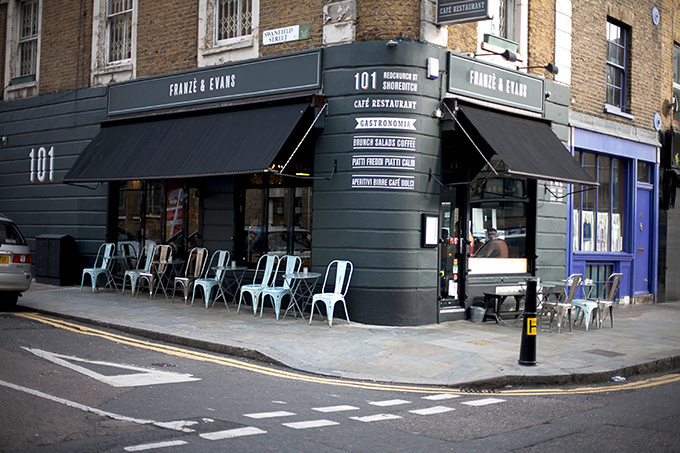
[605,19,633,120]
[91,0,137,87]
[3,0,41,100]
[198,0,259,67]
[477,0,526,67]
[672,43,680,129]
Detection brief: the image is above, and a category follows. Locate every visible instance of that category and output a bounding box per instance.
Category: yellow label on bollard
[527,317,537,336]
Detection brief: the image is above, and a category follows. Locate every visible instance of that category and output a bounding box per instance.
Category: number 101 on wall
[29,146,54,183]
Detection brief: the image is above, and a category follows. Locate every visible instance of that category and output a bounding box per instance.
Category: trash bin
[35,234,80,285]
[470,305,486,323]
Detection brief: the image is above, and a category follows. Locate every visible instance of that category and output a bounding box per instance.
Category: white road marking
[283,419,339,430]
[312,405,360,413]
[350,413,403,422]
[124,440,188,451]
[409,405,455,415]
[0,379,195,433]
[244,410,296,419]
[368,399,411,407]
[462,397,506,407]
[24,347,200,387]
[200,427,267,440]
[422,394,461,400]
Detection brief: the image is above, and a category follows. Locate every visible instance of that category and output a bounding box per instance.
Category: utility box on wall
[35,234,80,286]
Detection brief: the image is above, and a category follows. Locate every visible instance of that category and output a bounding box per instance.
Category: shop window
[4,0,41,99]
[242,174,312,267]
[637,161,651,183]
[573,151,626,252]
[673,44,680,129]
[605,19,631,117]
[91,0,137,86]
[116,180,199,259]
[584,263,614,299]
[198,0,259,67]
[469,176,528,274]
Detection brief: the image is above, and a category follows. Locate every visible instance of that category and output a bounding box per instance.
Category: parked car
[0,214,32,307]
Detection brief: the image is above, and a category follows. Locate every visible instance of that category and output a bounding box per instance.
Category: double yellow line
[16,312,680,396]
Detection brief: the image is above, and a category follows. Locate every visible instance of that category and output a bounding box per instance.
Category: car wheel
[0,292,19,309]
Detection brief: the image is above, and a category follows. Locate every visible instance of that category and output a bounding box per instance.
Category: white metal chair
[192,250,230,308]
[573,273,623,329]
[136,244,172,299]
[172,247,209,304]
[80,243,118,293]
[309,260,353,328]
[117,242,137,272]
[539,274,582,333]
[571,277,600,331]
[122,243,155,295]
[237,254,279,316]
[260,255,301,320]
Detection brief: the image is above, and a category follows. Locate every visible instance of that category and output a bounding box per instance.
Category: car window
[0,222,27,246]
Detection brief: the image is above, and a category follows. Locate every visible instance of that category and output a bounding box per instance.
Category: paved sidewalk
[15,282,680,388]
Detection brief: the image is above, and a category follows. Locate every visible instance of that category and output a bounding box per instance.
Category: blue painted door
[634,188,651,293]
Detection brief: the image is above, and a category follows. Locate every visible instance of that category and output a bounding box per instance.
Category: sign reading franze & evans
[107,51,321,115]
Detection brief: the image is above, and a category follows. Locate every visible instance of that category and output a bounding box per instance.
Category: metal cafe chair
[80,243,118,293]
[192,250,231,308]
[260,255,301,320]
[237,254,279,316]
[309,260,354,328]
[539,274,582,333]
[172,247,209,304]
[137,244,173,299]
[122,243,155,295]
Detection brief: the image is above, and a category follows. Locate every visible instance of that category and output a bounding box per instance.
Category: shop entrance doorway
[439,186,467,307]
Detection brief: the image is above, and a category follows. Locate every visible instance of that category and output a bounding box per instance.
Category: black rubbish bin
[35,234,80,286]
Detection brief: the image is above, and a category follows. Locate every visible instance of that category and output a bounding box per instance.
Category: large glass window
[107,0,133,63]
[468,175,528,274]
[217,0,252,41]
[18,0,39,77]
[573,152,626,252]
[606,20,629,112]
[242,174,312,267]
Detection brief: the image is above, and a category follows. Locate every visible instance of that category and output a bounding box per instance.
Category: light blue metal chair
[260,255,301,320]
[571,277,599,331]
[573,273,623,330]
[122,243,155,295]
[192,250,230,308]
[539,273,581,333]
[309,260,353,328]
[80,243,118,293]
[173,247,209,304]
[237,254,279,316]
[136,244,172,299]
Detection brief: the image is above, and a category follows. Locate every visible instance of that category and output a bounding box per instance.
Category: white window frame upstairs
[91,0,137,86]
[198,0,259,67]
[3,0,42,100]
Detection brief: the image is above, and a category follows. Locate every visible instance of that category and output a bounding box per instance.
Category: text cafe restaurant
[64,41,595,326]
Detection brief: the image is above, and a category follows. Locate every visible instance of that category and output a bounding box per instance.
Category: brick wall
[355,0,420,42]
[527,0,556,80]
[137,1,198,77]
[447,23,477,53]
[38,0,92,94]
[259,0,324,57]
[571,0,673,131]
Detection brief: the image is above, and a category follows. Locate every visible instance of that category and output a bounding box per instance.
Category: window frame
[17,0,39,78]
[106,0,133,65]
[216,0,252,44]
[197,0,259,67]
[605,19,632,118]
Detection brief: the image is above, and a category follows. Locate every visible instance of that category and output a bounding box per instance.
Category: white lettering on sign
[468,69,528,98]
[351,174,415,190]
[440,2,485,14]
[168,74,235,97]
[263,26,298,45]
[352,135,416,150]
[29,146,54,183]
[352,155,416,170]
[352,98,418,110]
[382,71,418,92]
[355,117,417,130]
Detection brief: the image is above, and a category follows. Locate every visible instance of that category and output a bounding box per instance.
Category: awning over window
[457,105,597,186]
[63,102,311,183]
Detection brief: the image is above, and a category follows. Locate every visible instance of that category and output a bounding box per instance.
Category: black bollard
[518,278,537,366]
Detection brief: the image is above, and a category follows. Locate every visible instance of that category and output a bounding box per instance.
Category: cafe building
[25,39,593,326]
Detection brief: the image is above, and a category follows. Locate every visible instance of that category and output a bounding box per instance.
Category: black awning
[63,102,310,182]
[457,106,597,186]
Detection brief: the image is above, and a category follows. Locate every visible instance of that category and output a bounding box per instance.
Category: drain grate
[585,348,626,357]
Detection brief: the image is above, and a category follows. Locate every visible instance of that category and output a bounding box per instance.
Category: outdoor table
[152,259,185,299]
[282,271,322,320]
[213,265,248,306]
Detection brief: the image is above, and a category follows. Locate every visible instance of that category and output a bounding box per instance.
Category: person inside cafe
[475,228,509,258]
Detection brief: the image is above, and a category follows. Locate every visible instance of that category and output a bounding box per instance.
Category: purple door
[634,188,651,293]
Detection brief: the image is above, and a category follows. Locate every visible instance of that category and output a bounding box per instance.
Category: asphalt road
[1,311,679,452]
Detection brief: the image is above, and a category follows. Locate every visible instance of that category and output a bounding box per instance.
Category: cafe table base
[282,272,321,320]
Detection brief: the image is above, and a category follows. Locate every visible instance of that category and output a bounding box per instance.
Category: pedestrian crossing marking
[244,410,296,419]
[200,427,266,440]
[124,440,188,451]
[312,405,360,413]
[350,413,403,422]
[462,397,506,407]
[422,394,461,400]
[283,419,339,430]
[409,405,455,415]
[368,399,411,407]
